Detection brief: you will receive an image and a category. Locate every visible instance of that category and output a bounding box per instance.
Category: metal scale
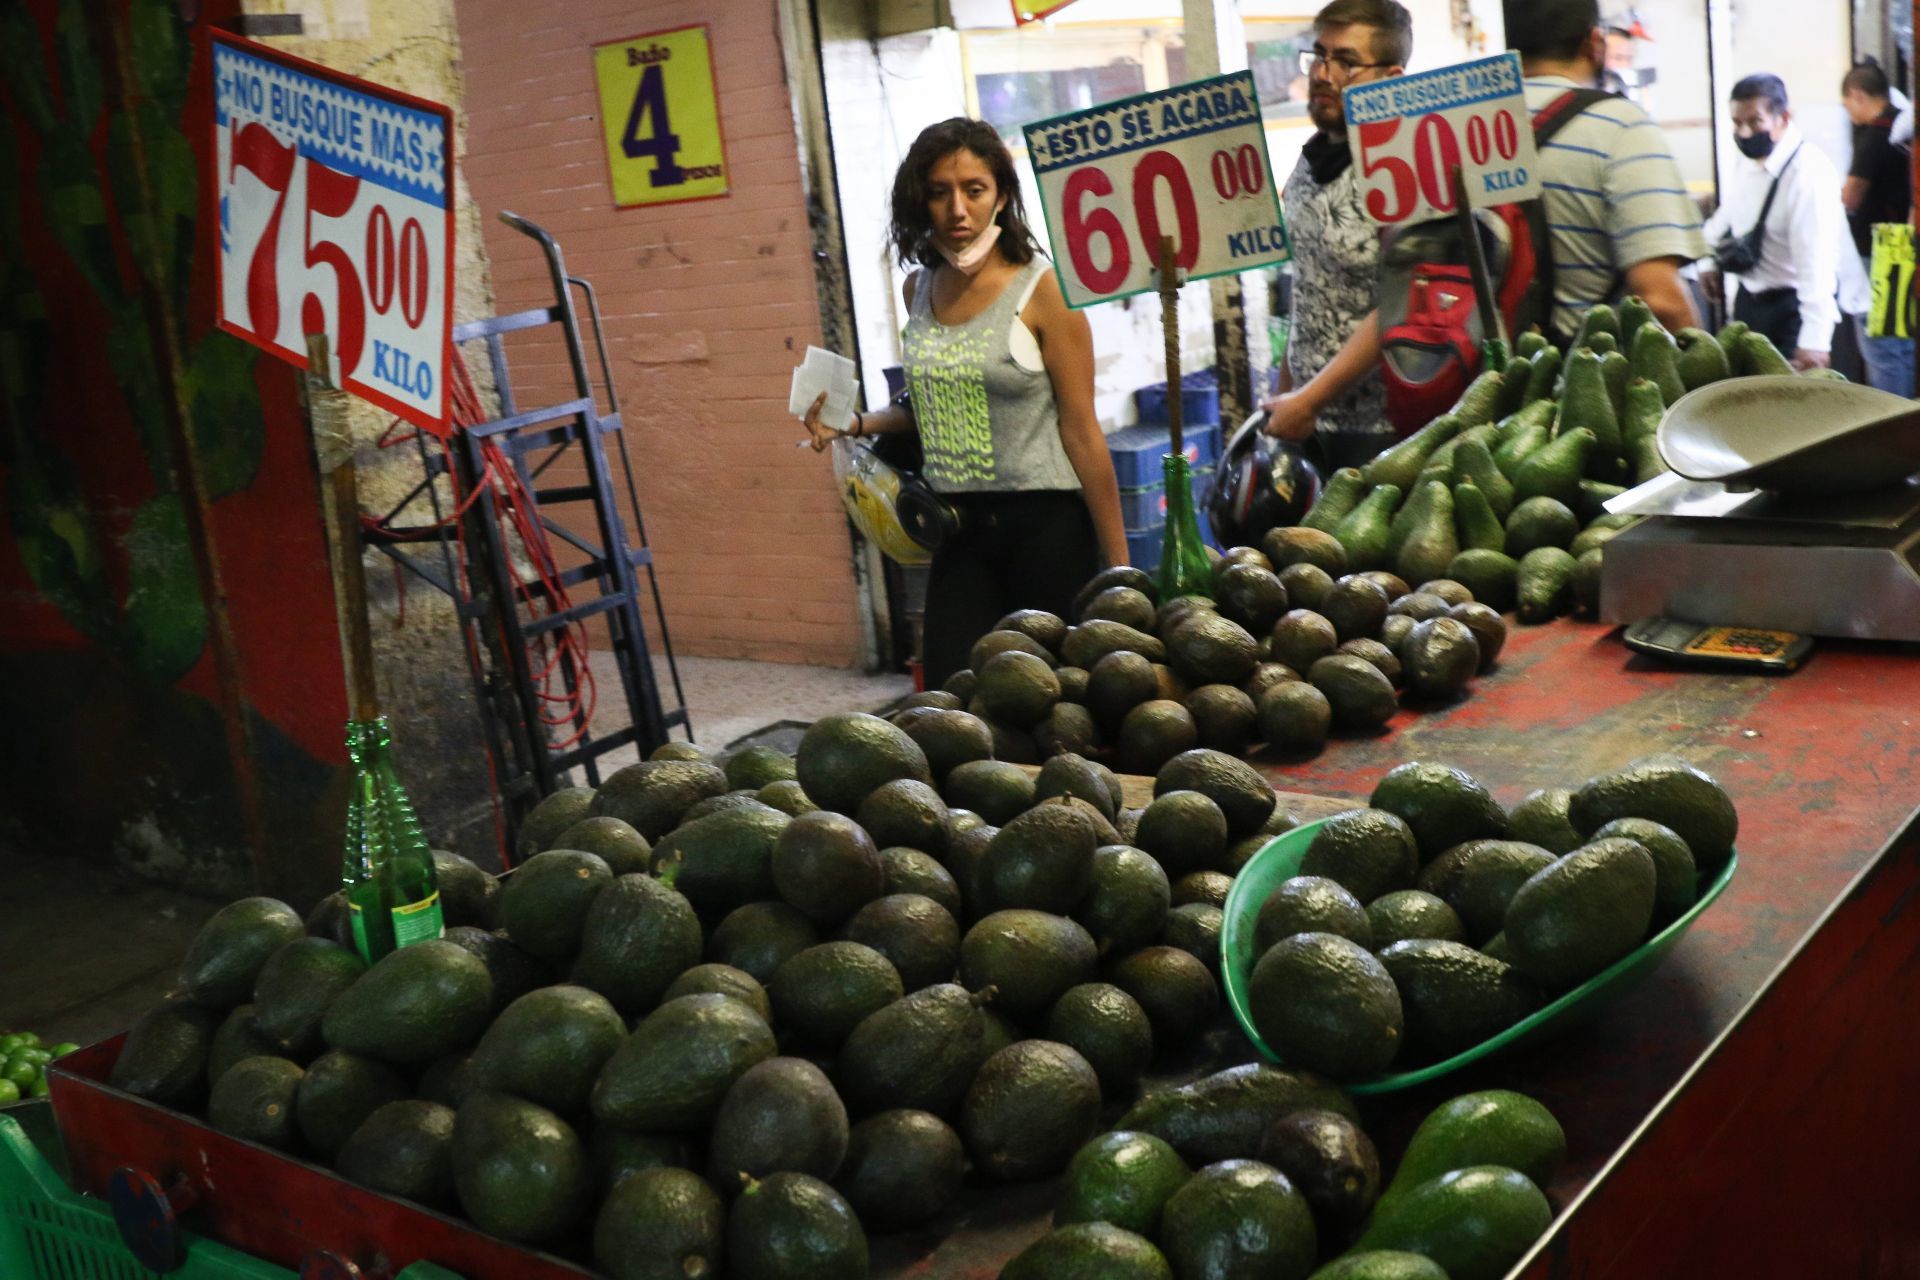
[1600,376,1920,641]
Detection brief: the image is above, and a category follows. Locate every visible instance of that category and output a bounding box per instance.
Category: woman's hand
[802,391,848,452]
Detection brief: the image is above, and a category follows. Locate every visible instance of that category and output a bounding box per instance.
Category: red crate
[48,1036,595,1280]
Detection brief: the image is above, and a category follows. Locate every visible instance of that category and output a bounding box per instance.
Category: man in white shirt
[1703,74,1848,370]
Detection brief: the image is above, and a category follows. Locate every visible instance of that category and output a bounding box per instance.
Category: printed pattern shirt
[1282,144,1390,437]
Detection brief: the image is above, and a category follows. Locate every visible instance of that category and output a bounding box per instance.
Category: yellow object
[1868,222,1915,339]
[591,25,729,209]
[835,442,932,566]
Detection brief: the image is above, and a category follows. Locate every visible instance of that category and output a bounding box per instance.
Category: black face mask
[1736,132,1777,160]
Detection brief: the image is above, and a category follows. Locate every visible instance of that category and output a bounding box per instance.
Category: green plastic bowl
[1219,818,1739,1094]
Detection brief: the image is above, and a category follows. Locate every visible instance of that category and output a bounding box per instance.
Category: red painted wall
[454,0,864,667]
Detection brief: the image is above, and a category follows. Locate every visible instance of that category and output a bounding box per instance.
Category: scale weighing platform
[1598,376,1920,643]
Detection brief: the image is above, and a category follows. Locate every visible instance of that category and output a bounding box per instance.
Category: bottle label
[348,902,372,962]
[391,892,445,948]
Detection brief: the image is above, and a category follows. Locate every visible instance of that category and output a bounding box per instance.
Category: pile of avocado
[935,553,1506,774]
[1298,303,1834,624]
[106,717,1320,1278]
[1014,1085,1565,1280]
[1245,756,1737,1082]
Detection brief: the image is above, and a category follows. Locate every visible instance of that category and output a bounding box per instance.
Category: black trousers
[922,490,1098,688]
[1734,285,1802,358]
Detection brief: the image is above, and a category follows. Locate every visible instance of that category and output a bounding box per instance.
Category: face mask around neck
[936,205,1006,275]
[1736,131,1777,160]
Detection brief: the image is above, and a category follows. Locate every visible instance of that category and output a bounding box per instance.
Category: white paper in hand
[789,346,859,431]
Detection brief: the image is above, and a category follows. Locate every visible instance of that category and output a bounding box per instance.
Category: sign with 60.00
[592,25,729,209]
[213,33,452,434]
[1024,72,1288,309]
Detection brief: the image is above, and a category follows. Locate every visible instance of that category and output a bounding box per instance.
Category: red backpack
[1376,88,1616,435]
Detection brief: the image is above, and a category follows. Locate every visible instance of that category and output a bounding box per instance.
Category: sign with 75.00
[593,25,729,209]
[213,32,453,434]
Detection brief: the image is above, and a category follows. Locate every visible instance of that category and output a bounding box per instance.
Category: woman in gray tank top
[804,118,1127,687]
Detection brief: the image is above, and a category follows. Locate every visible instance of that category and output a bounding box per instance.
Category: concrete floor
[0,654,910,1052]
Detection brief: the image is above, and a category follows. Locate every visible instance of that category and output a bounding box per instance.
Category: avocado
[979,801,1101,913]
[568,875,703,1017]
[1599,349,1633,439]
[708,900,819,984]
[1676,326,1732,389]
[1278,562,1336,612]
[770,810,886,928]
[452,1091,591,1244]
[835,983,989,1117]
[1073,564,1159,617]
[1443,550,1518,613]
[519,786,598,857]
[769,940,905,1050]
[726,744,798,791]
[1182,684,1260,755]
[430,849,497,928]
[1076,845,1173,954]
[1505,788,1584,854]
[960,1039,1102,1181]
[943,822,999,917]
[792,711,933,818]
[593,1167,726,1280]
[1377,939,1542,1061]
[1248,933,1402,1079]
[1492,422,1549,479]
[1117,699,1200,776]
[1512,427,1594,509]
[1316,574,1389,644]
[1107,945,1220,1046]
[550,816,652,876]
[1216,564,1291,636]
[1046,982,1154,1099]
[592,992,777,1131]
[1420,839,1557,942]
[1504,495,1577,558]
[891,710,991,787]
[879,847,965,920]
[496,848,614,962]
[1522,344,1561,400]
[1569,546,1605,614]
[1384,1088,1565,1205]
[1003,1222,1173,1280]
[207,1055,304,1150]
[177,897,306,1009]
[1256,875,1373,954]
[832,1108,965,1232]
[1364,416,1463,491]
[1394,482,1460,586]
[1257,1107,1380,1239]
[592,760,730,839]
[1168,612,1262,689]
[973,628,1060,672]
[591,1125,694,1195]
[1152,752,1276,844]
[1621,376,1665,452]
[1452,481,1508,557]
[1172,870,1235,909]
[1036,699,1104,757]
[1057,1128,1190,1235]
[249,937,366,1058]
[960,910,1098,1017]
[671,791,771,828]
[1593,816,1697,925]
[977,650,1063,728]
[414,1049,484,1110]
[1398,619,1479,702]
[1083,586,1159,630]
[839,896,957,994]
[1307,1253,1449,1280]
[1332,484,1404,572]
[707,1056,850,1188]
[321,938,493,1068]
[1514,545,1578,623]
[336,1099,457,1208]
[1035,752,1116,819]
[1116,1062,1357,1165]
[1568,754,1738,867]
[471,984,625,1115]
[1355,1165,1552,1280]
[1443,603,1505,674]
[294,1049,406,1156]
[1062,619,1167,669]
[1504,837,1657,989]
[1160,1158,1319,1280]
[1628,320,1687,405]
[663,962,770,1022]
[757,779,820,816]
[1366,890,1466,948]
[1311,654,1400,732]
[652,742,713,762]
[727,1171,868,1280]
[1569,302,1619,352]
[1298,808,1420,904]
[1336,638,1403,690]
[1627,430,1667,484]
[939,762,1032,830]
[207,1005,281,1091]
[1161,903,1225,973]
[1271,609,1340,677]
[1133,790,1229,879]
[994,607,1068,653]
[1300,468,1369,536]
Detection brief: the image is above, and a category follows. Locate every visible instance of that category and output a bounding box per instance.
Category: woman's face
[925,148,1001,253]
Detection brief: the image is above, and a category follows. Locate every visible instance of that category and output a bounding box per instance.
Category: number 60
[1062,150,1200,295]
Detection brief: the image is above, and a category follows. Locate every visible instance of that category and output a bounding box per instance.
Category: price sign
[212,33,453,435]
[1023,72,1288,309]
[1343,52,1541,227]
[592,25,729,209]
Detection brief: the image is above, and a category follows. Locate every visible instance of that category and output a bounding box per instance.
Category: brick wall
[455,0,864,667]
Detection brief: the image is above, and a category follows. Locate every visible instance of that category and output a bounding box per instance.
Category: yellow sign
[1868,222,1915,339]
[592,25,728,209]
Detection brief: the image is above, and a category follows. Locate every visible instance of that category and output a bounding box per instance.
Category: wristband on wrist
[851,412,865,438]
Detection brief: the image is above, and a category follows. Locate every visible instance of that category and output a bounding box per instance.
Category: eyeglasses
[1298,49,1390,79]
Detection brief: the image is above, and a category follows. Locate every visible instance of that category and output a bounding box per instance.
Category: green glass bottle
[1157,451,1213,602]
[341,716,443,964]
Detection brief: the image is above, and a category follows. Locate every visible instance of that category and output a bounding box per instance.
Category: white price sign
[213,33,453,435]
[1023,73,1288,309]
[1343,52,1541,227]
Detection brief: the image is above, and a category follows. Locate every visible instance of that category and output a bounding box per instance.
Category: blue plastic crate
[1127,527,1166,572]
[1107,422,1223,488]
[1135,368,1222,430]
[1119,466,1216,534]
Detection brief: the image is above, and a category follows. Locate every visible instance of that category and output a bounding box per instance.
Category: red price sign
[1343,52,1540,227]
[1025,73,1288,309]
[213,33,453,435]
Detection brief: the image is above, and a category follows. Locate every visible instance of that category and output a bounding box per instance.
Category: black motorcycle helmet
[1205,410,1324,549]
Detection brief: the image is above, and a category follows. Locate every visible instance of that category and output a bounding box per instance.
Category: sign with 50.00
[213,32,453,435]
[592,25,729,209]
[1342,51,1542,226]
[1024,72,1288,309]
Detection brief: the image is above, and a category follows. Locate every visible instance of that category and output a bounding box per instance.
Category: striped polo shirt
[1525,76,1710,339]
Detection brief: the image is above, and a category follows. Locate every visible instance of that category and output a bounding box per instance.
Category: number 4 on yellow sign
[592,24,729,209]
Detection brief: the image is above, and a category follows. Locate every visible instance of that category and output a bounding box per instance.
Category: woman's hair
[888,117,1041,269]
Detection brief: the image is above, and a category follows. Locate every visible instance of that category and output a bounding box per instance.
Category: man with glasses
[1261,0,1411,469]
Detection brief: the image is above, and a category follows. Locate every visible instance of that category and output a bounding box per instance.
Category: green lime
[0,1035,23,1054]
[12,1033,40,1049]
[19,1049,51,1067]
[1,1060,35,1089]
[28,1077,48,1098]
[0,1079,19,1105]
[49,1043,79,1059]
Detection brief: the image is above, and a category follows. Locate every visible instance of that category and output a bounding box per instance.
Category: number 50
[1062,150,1200,295]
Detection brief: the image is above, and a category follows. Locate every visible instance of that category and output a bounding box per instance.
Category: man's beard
[1308,93,1344,134]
